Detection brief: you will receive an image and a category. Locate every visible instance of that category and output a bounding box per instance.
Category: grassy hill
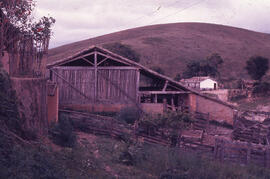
[48,22,270,80]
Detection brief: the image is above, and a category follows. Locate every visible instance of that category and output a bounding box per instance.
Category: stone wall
[11,77,48,136]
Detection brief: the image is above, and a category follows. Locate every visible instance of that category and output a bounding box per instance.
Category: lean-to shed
[47,46,237,125]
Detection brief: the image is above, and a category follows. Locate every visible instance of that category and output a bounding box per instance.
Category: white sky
[35,0,270,48]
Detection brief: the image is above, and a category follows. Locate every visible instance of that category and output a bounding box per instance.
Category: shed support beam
[97,57,108,66]
[163,80,168,91]
[94,52,97,102]
[82,57,94,66]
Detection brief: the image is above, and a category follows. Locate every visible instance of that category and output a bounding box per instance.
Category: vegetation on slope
[48,23,270,80]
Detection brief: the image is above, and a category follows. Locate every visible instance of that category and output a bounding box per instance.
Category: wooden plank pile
[233,117,270,145]
[191,112,209,131]
[214,138,270,167]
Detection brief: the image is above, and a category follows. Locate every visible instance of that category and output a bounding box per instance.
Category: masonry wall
[47,87,59,124]
[189,93,235,125]
[2,51,9,74]
[11,77,48,135]
[141,103,164,114]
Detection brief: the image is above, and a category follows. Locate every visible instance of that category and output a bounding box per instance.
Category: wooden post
[136,69,140,103]
[206,113,210,132]
[171,95,175,111]
[163,98,167,112]
[246,143,251,165]
[265,147,270,168]
[154,94,157,103]
[214,138,219,159]
[94,52,97,102]
[220,139,225,162]
[163,80,168,91]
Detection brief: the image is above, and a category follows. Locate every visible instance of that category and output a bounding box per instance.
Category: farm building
[180,76,218,90]
[47,46,237,125]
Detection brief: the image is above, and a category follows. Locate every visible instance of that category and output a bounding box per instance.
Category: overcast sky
[35,0,270,48]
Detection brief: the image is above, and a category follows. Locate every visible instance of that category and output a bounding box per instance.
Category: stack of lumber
[233,117,270,145]
[215,138,270,167]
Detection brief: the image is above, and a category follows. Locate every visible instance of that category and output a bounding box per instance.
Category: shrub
[118,107,141,125]
[49,114,77,147]
[252,82,270,95]
[103,42,140,62]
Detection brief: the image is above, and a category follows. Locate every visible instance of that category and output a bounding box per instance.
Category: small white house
[200,78,218,90]
[180,76,218,90]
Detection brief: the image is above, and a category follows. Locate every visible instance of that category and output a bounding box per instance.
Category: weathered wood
[97,57,108,66]
[94,52,97,102]
[139,91,190,95]
[82,57,94,66]
[56,52,95,66]
[96,52,131,66]
[163,80,168,91]
[51,68,95,103]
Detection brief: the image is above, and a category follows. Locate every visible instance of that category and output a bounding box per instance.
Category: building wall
[52,66,139,106]
[200,79,217,89]
[52,67,95,104]
[202,89,229,101]
[60,103,133,113]
[141,103,164,114]
[11,77,48,135]
[2,51,9,74]
[47,87,59,124]
[189,93,235,125]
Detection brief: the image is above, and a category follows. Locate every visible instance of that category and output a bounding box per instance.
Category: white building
[180,76,218,90]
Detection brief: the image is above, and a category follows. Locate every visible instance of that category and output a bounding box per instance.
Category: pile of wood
[191,112,209,131]
[233,117,270,145]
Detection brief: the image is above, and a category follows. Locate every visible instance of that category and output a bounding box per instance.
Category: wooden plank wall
[98,69,138,103]
[52,67,138,105]
[52,67,95,104]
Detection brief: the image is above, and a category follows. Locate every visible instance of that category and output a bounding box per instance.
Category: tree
[103,42,140,62]
[182,53,224,79]
[0,0,55,61]
[0,0,55,76]
[245,56,269,81]
[174,73,181,81]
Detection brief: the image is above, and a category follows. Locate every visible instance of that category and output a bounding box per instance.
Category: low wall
[141,103,164,114]
[11,77,48,135]
[202,89,229,101]
[60,103,134,113]
[189,93,236,125]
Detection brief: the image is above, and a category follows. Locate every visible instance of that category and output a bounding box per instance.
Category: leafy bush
[118,107,141,125]
[142,111,192,130]
[246,56,269,81]
[252,82,270,95]
[0,69,24,137]
[49,114,77,147]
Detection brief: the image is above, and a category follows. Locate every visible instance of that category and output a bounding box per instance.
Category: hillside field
[48,22,270,80]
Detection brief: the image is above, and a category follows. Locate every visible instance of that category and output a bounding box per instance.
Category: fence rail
[60,109,270,168]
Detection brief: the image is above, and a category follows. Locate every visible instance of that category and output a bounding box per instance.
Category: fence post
[265,147,270,168]
[246,143,251,165]
[206,113,210,132]
[220,139,225,162]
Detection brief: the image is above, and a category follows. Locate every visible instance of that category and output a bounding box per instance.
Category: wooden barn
[47,46,237,125]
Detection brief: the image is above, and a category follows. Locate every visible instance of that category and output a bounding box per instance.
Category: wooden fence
[214,138,270,167]
[60,109,213,154]
[60,109,270,168]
